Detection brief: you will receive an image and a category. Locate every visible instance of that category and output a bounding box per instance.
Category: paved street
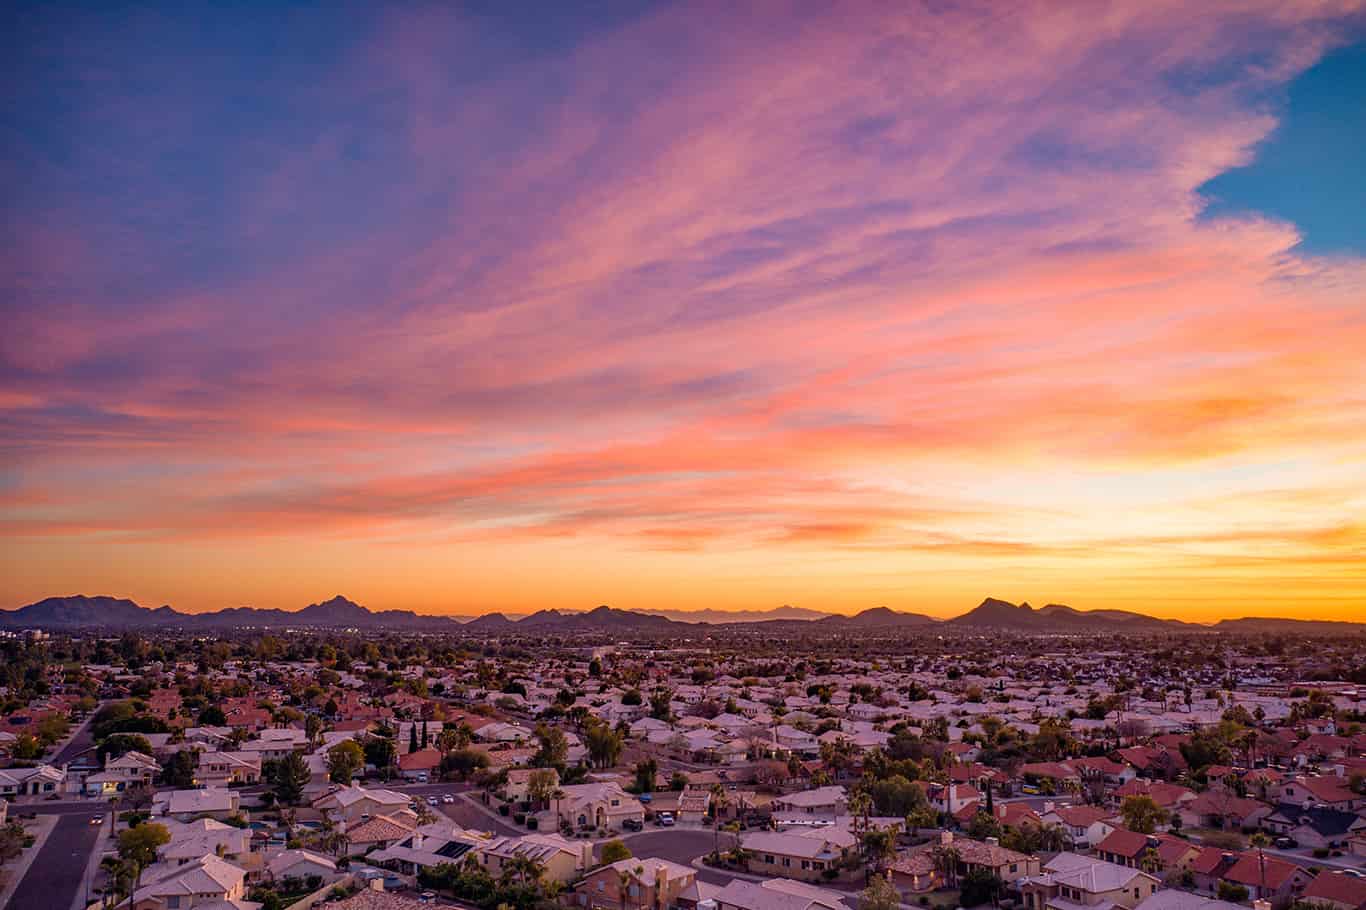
[5,812,104,910]
[439,794,521,837]
[615,829,737,885]
[49,705,101,767]
[12,799,112,817]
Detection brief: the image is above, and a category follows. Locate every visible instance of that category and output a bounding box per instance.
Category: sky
[3,1,1365,622]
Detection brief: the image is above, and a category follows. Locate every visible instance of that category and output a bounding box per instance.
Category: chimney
[941,831,954,846]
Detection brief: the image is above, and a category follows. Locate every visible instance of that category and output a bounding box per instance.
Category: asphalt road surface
[6,812,104,910]
[439,795,521,837]
[50,707,101,767]
[614,829,737,885]
[12,799,113,817]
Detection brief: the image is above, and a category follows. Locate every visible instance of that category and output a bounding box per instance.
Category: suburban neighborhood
[1,611,1365,910]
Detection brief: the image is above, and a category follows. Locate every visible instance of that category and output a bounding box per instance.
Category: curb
[0,812,59,909]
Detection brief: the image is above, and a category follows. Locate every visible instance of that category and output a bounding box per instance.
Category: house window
[765,855,775,864]
[782,858,791,867]
[802,861,810,870]
[1011,865,1017,873]
[597,881,605,892]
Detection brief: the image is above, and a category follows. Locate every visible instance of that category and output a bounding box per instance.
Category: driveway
[5,812,104,910]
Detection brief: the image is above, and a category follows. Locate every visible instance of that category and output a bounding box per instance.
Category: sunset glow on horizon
[4,2,1366,622]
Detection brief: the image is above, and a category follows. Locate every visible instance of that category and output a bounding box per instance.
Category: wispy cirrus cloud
[2,1,1365,617]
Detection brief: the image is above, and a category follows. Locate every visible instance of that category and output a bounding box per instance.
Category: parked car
[426,796,439,806]
[657,811,675,827]
[441,793,455,804]
[1274,836,1298,848]
[622,818,643,831]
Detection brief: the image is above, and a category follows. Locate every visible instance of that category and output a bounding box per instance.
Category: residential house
[154,788,241,822]
[1177,792,1272,832]
[771,786,848,820]
[556,782,645,832]
[84,749,160,796]
[478,833,592,883]
[1096,829,1160,870]
[741,830,853,883]
[0,763,64,797]
[1300,872,1366,910]
[346,812,421,854]
[1041,804,1117,850]
[1263,804,1366,849]
[239,727,308,761]
[1275,776,1359,812]
[677,790,711,824]
[267,849,341,885]
[936,832,1040,883]
[712,878,851,910]
[196,750,261,787]
[1218,852,1314,910]
[159,818,259,878]
[1132,891,1244,910]
[1020,852,1160,910]
[398,747,441,782]
[314,782,412,825]
[506,767,559,803]
[568,857,697,910]
[129,854,249,910]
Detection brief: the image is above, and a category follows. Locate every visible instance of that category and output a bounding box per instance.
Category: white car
[441,794,455,804]
[426,796,439,806]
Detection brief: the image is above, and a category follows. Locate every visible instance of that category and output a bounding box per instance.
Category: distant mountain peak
[4,593,1361,635]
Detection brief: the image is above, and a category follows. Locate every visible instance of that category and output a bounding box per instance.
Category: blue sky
[1200,41,1366,255]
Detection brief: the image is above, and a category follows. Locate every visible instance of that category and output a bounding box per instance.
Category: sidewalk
[0,813,58,909]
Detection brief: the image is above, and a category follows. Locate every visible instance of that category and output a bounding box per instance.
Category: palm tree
[1141,847,1163,876]
[932,844,960,889]
[507,854,544,886]
[1250,833,1270,899]
[1036,822,1071,853]
[863,828,897,877]
[552,787,566,832]
[616,868,636,910]
[710,784,729,858]
[849,791,873,837]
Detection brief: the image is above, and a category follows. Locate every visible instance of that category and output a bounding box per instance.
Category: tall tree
[326,740,365,784]
[274,751,311,806]
[117,822,170,896]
